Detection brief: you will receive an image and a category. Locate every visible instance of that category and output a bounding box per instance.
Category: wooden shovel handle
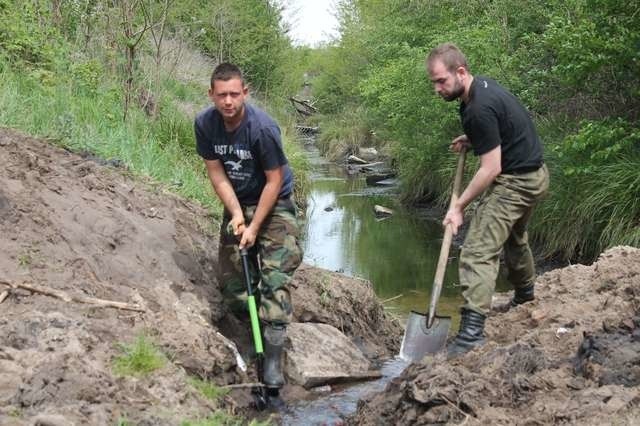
[427,148,467,327]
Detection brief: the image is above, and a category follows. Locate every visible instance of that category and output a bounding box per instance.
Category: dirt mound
[0,129,400,425]
[351,246,640,425]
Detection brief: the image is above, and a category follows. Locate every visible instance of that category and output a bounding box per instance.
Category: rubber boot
[493,283,535,313]
[512,283,535,305]
[262,323,286,389]
[447,308,486,359]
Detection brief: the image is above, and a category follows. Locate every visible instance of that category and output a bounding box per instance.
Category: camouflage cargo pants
[460,165,550,316]
[218,197,303,325]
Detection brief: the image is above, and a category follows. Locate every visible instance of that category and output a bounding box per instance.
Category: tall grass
[315,107,374,161]
[0,68,219,210]
[532,155,640,261]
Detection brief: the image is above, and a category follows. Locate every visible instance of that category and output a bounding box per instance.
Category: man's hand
[239,224,258,249]
[230,215,246,237]
[443,204,464,235]
[451,134,471,152]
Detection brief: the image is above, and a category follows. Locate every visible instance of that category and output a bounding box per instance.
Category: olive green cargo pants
[218,198,303,325]
[460,165,549,315]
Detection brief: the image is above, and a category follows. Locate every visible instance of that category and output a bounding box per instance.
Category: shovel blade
[399,311,451,362]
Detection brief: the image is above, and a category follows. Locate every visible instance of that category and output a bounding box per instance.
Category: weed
[8,407,22,417]
[181,413,271,426]
[17,252,32,267]
[189,377,229,401]
[115,417,131,426]
[113,334,166,377]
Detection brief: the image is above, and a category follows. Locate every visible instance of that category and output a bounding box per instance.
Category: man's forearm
[248,181,281,232]
[455,167,498,211]
[212,180,243,218]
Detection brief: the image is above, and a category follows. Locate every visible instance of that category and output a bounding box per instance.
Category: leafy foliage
[309,0,640,260]
[0,0,63,67]
[555,118,640,176]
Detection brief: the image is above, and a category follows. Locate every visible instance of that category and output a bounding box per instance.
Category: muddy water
[301,142,508,326]
[282,358,409,425]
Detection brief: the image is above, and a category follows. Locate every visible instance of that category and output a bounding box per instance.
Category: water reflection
[301,143,508,324]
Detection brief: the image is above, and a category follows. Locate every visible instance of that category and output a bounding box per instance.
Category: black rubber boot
[447,309,486,359]
[262,323,286,389]
[512,283,535,305]
[493,283,535,313]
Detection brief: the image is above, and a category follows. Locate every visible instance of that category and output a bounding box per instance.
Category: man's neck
[461,75,474,104]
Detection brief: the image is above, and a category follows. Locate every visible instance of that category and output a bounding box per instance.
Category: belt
[503,163,543,175]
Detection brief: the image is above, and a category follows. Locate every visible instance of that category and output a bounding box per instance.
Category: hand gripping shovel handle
[427,148,467,328]
[240,248,263,355]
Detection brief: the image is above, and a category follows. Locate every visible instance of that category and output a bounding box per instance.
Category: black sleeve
[257,125,288,170]
[194,118,218,161]
[466,106,501,156]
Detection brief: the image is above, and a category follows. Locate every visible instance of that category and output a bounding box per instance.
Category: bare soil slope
[0,128,400,425]
[351,246,640,425]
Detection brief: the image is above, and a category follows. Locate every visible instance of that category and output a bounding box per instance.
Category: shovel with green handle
[240,247,268,410]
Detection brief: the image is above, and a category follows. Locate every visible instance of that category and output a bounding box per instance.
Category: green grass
[113,334,166,377]
[189,377,229,401]
[315,107,373,161]
[115,418,131,426]
[0,65,219,212]
[181,415,271,426]
[0,63,310,220]
[532,155,640,261]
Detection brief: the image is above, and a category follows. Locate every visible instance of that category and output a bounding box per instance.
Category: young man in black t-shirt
[427,43,549,359]
[195,63,302,388]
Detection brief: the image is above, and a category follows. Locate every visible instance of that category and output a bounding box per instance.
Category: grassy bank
[0,63,309,218]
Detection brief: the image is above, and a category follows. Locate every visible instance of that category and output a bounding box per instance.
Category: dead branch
[0,290,8,304]
[0,280,145,312]
[222,382,264,389]
[381,293,403,304]
[441,394,470,424]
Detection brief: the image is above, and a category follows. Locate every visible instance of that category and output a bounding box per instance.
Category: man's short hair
[427,43,469,73]
[211,63,245,87]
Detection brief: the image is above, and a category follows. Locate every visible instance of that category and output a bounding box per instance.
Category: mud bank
[0,128,400,425]
[351,246,640,425]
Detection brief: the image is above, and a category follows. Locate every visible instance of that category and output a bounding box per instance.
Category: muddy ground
[351,245,640,425]
[0,128,401,425]
[2,128,639,426]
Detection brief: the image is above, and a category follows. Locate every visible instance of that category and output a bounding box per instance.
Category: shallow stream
[300,142,509,325]
[282,140,509,424]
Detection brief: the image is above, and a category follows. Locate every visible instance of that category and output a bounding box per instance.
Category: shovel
[399,148,467,362]
[240,247,268,410]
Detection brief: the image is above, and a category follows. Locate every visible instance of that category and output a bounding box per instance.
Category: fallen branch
[0,290,8,304]
[441,395,470,424]
[381,293,403,304]
[0,280,145,312]
[222,382,264,389]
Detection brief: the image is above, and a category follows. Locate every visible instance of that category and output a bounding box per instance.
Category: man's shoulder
[475,76,514,101]
[467,76,506,113]
[195,106,220,126]
[245,104,279,129]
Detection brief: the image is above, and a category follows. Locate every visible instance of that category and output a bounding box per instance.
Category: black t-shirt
[459,76,543,173]
[194,103,294,205]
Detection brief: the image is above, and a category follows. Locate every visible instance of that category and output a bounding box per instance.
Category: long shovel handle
[427,148,467,328]
[241,248,264,355]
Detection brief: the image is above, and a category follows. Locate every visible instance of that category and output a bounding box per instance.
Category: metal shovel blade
[399,311,451,362]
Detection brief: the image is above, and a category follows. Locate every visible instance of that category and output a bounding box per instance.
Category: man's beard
[441,80,464,102]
